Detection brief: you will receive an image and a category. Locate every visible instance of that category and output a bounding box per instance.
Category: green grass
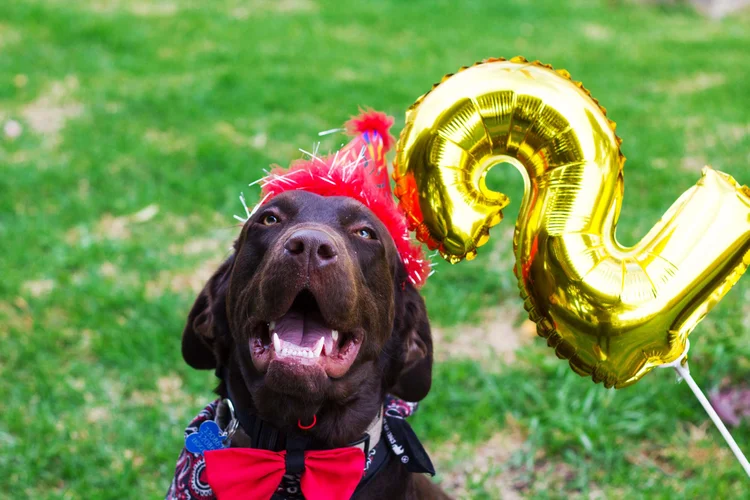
[2,0,749,497]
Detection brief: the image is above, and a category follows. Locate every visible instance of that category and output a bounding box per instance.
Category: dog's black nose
[284,229,338,269]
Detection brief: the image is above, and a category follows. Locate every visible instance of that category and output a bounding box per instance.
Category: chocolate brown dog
[176,189,449,499]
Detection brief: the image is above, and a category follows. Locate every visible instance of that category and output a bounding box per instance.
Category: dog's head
[182,190,432,438]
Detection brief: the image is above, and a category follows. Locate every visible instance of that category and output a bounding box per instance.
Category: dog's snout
[284,229,338,269]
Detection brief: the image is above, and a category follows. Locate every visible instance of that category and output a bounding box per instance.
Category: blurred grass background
[1,0,749,498]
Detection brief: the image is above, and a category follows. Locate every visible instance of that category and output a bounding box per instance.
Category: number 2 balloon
[394,57,750,388]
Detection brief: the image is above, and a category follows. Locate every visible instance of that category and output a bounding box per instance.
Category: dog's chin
[262,360,330,399]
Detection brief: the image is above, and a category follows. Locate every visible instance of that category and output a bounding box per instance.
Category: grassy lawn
[2,0,749,497]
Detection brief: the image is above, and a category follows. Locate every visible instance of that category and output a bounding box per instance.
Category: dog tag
[185,420,228,455]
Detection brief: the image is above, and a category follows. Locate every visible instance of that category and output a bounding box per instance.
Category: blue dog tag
[185,420,228,455]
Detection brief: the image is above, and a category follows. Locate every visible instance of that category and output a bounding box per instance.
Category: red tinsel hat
[250,111,430,287]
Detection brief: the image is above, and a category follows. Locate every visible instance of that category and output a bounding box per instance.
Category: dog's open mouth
[249,290,362,378]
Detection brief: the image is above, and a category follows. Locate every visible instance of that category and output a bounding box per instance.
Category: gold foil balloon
[394,57,750,388]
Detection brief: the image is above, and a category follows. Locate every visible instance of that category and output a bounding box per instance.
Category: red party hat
[258,111,430,287]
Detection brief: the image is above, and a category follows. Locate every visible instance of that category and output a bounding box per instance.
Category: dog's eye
[262,214,279,226]
[355,228,375,239]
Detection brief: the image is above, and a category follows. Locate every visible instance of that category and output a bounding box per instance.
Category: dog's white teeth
[313,337,324,357]
[331,330,338,343]
[275,343,319,358]
[269,321,276,331]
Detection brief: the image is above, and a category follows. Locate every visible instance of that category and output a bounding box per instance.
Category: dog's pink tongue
[275,310,333,349]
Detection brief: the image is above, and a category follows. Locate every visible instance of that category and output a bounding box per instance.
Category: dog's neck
[220,361,385,448]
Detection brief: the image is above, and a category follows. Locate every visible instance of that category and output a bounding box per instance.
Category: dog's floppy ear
[387,271,433,402]
[182,255,234,370]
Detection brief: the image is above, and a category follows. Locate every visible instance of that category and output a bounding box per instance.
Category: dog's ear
[387,270,433,402]
[182,255,234,370]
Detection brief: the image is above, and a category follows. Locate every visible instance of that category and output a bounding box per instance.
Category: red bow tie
[204,447,365,500]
